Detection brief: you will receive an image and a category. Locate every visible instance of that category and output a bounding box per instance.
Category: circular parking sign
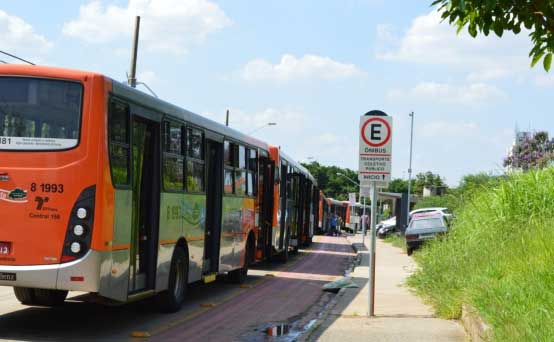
[361,117,391,147]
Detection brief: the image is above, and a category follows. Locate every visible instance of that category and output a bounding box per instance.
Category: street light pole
[406,111,415,226]
[336,172,359,187]
[247,122,277,135]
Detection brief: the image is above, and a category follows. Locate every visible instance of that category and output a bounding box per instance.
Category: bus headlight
[70,242,81,254]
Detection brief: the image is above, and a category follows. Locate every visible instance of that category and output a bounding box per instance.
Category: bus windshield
[0,77,82,151]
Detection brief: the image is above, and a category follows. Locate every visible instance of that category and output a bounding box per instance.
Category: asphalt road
[0,235,354,342]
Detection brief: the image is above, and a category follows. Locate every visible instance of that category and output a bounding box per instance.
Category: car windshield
[0,77,82,151]
[410,217,445,230]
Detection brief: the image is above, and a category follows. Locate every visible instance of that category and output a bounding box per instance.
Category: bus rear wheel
[34,289,68,306]
[13,287,36,305]
[158,247,188,313]
[14,287,68,306]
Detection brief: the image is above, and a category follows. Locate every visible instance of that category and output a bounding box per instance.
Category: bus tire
[158,247,188,313]
[228,237,253,284]
[33,289,68,306]
[13,287,36,305]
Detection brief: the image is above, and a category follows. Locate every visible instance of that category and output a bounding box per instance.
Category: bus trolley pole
[128,16,140,88]
[368,181,377,317]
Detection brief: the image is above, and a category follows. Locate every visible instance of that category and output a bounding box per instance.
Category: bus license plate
[0,273,16,281]
[0,242,10,255]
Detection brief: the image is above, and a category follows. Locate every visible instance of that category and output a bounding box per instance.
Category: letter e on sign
[361,118,391,147]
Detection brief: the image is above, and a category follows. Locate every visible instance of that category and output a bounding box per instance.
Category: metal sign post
[369,181,377,316]
[358,110,393,318]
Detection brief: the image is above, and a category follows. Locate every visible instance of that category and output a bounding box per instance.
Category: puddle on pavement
[260,319,317,341]
[266,323,290,337]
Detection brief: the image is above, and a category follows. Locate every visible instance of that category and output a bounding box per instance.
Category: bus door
[296,174,305,246]
[204,139,223,274]
[129,117,160,293]
[278,163,288,250]
[303,180,311,241]
[289,173,301,248]
[259,157,275,259]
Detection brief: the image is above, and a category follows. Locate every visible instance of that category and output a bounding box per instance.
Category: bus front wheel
[158,247,188,313]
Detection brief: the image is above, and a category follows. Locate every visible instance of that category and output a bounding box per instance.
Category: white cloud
[377,10,531,81]
[63,0,231,55]
[203,107,308,134]
[240,54,366,82]
[388,81,506,104]
[0,10,52,62]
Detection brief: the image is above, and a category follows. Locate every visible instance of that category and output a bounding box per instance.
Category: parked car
[405,212,448,256]
[409,207,453,223]
[377,217,396,238]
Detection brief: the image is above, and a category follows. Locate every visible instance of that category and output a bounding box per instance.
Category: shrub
[408,168,554,341]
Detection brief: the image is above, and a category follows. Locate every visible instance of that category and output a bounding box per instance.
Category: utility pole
[406,112,415,225]
[226,109,229,126]
[128,16,141,88]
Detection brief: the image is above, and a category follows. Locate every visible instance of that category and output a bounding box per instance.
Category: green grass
[407,168,554,341]
[384,233,406,250]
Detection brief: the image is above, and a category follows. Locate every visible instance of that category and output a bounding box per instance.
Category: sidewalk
[305,233,466,342]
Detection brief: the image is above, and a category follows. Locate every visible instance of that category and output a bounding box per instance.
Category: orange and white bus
[258,147,318,262]
[0,65,314,312]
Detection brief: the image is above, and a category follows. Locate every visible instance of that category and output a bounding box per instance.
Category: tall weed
[408,168,554,341]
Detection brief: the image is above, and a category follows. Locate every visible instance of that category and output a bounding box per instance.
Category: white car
[409,207,452,222]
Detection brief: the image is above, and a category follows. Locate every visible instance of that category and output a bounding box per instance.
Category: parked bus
[259,147,318,262]
[0,65,315,312]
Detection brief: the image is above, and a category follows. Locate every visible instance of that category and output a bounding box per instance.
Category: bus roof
[111,79,270,151]
[0,65,270,152]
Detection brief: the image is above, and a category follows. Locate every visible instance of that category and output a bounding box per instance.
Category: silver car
[405,213,448,255]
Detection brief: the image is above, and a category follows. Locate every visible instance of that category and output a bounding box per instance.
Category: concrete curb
[461,304,491,342]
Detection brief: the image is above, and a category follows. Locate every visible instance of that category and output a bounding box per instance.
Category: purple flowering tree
[504,131,554,171]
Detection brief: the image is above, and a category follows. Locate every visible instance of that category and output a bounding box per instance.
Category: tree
[414,171,446,195]
[458,172,502,192]
[301,161,358,200]
[433,0,554,70]
[387,178,412,193]
[504,131,554,170]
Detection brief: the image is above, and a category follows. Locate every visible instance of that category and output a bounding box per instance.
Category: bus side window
[186,127,205,193]
[246,148,257,197]
[224,141,234,194]
[234,145,246,196]
[109,100,130,187]
[162,121,184,192]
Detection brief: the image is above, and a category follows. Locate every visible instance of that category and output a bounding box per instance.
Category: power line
[0,50,35,65]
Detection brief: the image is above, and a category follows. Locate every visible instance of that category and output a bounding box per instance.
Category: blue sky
[2,0,553,185]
